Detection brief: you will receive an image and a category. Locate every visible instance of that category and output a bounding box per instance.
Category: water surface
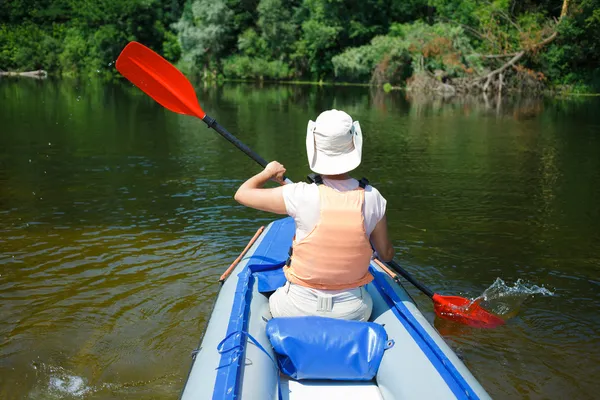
[1,79,599,399]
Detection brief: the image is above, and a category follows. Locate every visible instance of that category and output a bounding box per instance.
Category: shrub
[222,55,293,80]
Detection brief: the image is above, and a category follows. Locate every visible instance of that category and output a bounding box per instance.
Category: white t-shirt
[282,177,387,242]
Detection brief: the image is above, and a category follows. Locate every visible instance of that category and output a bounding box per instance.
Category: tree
[257,0,298,58]
[173,0,234,76]
[542,0,600,91]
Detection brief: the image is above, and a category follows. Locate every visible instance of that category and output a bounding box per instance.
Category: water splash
[474,278,554,320]
[27,361,176,399]
[27,364,88,399]
[48,374,89,397]
[27,363,116,399]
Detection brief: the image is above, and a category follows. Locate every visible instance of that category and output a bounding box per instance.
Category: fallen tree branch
[416,0,570,95]
[530,30,558,51]
[471,0,567,94]
[498,72,504,95]
[484,50,525,81]
[0,69,48,78]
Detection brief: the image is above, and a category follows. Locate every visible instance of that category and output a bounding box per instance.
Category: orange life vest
[284,177,374,290]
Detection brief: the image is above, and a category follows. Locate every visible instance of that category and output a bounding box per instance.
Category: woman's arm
[370,214,395,262]
[234,161,287,215]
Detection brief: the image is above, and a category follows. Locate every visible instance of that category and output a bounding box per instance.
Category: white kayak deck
[284,379,383,400]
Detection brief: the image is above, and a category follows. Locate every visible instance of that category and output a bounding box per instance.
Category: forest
[1,0,599,93]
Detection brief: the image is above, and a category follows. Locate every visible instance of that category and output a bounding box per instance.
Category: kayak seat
[266,316,393,381]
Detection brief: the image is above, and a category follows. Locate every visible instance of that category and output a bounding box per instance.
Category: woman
[234,109,394,321]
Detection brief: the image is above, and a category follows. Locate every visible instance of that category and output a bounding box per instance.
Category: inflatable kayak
[181,217,492,400]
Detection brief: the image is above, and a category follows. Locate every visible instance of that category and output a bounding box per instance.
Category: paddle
[115,41,288,182]
[115,41,504,329]
[382,260,504,328]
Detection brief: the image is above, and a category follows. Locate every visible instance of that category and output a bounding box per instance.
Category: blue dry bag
[266,316,392,381]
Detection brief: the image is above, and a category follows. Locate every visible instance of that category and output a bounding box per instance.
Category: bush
[58,27,90,76]
[0,23,52,71]
[333,21,482,86]
[222,55,293,80]
[390,21,482,76]
[332,36,412,83]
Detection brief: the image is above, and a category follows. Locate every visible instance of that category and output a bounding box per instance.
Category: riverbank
[390,73,600,97]
[198,75,600,97]
[4,70,598,98]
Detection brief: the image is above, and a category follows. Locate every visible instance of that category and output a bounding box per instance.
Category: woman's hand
[233,161,288,215]
[262,161,286,185]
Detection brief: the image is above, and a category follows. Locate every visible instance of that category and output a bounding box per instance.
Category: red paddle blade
[432,294,505,329]
[115,42,205,120]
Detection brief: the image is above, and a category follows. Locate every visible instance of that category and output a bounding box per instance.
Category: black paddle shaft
[203,115,290,182]
[203,115,268,167]
[386,260,435,298]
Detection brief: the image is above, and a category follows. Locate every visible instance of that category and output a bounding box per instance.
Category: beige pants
[269,281,373,321]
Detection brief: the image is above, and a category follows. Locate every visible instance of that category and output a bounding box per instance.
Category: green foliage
[333,22,482,85]
[542,0,600,91]
[290,0,408,78]
[296,19,342,77]
[222,55,292,79]
[1,0,598,91]
[0,24,44,71]
[163,31,182,61]
[173,0,234,71]
[237,29,268,58]
[428,0,480,27]
[226,0,260,41]
[426,0,600,91]
[58,27,89,75]
[257,0,298,58]
[332,36,409,82]
[394,22,482,76]
[1,0,184,77]
[430,0,560,58]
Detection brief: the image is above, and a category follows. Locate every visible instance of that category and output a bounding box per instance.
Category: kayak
[181,217,492,400]
[113,43,496,398]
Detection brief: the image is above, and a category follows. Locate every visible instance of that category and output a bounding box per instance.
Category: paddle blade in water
[432,294,505,329]
[116,42,205,119]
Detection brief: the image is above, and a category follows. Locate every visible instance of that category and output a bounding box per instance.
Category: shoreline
[3,72,598,96]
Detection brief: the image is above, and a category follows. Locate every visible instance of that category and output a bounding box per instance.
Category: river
[1,78,599,399]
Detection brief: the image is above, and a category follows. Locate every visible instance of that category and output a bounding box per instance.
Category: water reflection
[1,79,599,399]
[404,91,549,120]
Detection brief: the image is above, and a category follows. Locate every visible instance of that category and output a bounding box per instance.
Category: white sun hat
[306,109,363,175]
